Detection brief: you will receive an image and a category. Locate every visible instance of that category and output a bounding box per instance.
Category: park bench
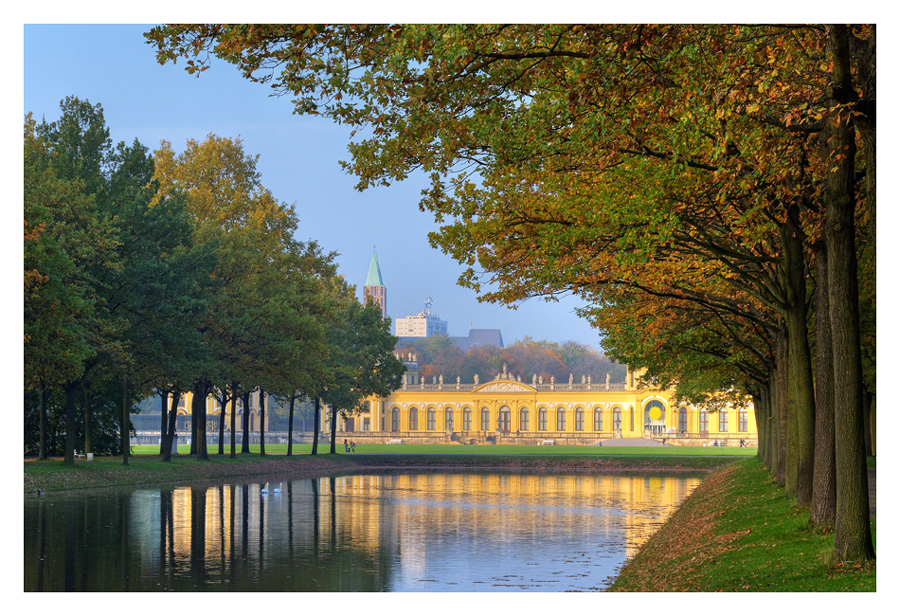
[387,438,402,445]
[539,439,555,446]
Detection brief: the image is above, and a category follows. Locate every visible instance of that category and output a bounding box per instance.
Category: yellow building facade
[342,368,757,446]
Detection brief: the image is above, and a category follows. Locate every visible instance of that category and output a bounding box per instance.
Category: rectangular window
[679,408,688,433]
[719,411,728,432]
[739,409,748,432]
[445,410,454,431]
[575,409,584,431]
[520,409,529,431]
[593,408,603,431]
[463,409,472,431]
[409,409,418,431]
[699,410,709,433]
[556,409,566,431]
[538,409,548,431]
[480,408,490,431]
[427,409,436,430]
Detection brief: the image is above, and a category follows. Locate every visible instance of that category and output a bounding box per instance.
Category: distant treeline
[395,336,626,385]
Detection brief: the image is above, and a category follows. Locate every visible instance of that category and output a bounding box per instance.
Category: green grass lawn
[610,457,875,591]
[131,442,757,457]
[26,443,750,495]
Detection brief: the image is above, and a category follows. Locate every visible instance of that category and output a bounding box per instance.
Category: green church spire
[366,246,384,286]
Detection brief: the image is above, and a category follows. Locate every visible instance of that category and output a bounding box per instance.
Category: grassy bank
[24,448,737,495]
[608,457,875,592]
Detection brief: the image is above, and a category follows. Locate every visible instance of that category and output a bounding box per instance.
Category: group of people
[343,439,356,453]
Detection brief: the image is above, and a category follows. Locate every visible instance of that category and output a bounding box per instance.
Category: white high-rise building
[395,297,448,338]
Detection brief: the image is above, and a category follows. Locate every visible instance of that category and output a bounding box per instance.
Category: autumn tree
[151,134,303,459]
[148,24,875,562]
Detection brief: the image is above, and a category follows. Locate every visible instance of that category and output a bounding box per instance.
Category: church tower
[363,247,387,319]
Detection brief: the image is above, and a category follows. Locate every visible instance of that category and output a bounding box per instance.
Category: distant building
[451,328,504,352]
[395,297,448,338]
[363,247,387,319]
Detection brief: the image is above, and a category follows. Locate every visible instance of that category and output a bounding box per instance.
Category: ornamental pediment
[472,380,536,393]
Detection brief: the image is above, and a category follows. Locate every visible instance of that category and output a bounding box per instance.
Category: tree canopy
[24,97,404,467]
[147,23,876,563]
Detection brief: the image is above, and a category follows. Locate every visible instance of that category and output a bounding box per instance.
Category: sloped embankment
[608,457,875,592]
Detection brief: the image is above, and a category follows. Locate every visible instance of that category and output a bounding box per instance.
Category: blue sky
[22,23,605,348]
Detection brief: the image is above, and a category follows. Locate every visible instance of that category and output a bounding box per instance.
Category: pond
[24,471,702,591]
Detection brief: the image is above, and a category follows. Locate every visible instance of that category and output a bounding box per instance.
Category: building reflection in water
[25,472,701,592]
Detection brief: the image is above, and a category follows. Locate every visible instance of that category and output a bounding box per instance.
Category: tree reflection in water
[24,472,702,591]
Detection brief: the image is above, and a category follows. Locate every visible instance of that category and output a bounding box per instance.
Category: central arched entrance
[644,400,666,435]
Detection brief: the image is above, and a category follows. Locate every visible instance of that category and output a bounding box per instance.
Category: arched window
[463,407,472,431]
[520,407,530,431]
[391,407,400,432]
[593,407,603,431]
[575,407,585,431]
[427,407,436,430]
[480,407,491,431]
[409,407,419,431]
[679,406,688,433]
[538,407,548,431]
[644,400,666,434]
[498,406,511,432]
[556,407,566,431]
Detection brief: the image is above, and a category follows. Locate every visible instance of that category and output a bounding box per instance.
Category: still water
[25,472,702,592]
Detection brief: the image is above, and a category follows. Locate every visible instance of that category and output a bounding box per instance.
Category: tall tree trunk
[826,24,874,564]
[163,392,178,461]
[259,389,266,456]
[63,381,78,465]
[38,381,48,460]
[194,382,209,461]
[230,383,239,458]
[311,398,321,456]
[811,241,836,527]
[190,391,198,456]
[773,330,788,486]
[329,404,338,454]
[287,395,295,456]
[83,382,92,456]
[122,379,130,466]
[159,389,170,457]
[241,391,251,454]
[217,387,228,456]
[781,212,816,505]
[752,390,767,467]
[762,377,777,473]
